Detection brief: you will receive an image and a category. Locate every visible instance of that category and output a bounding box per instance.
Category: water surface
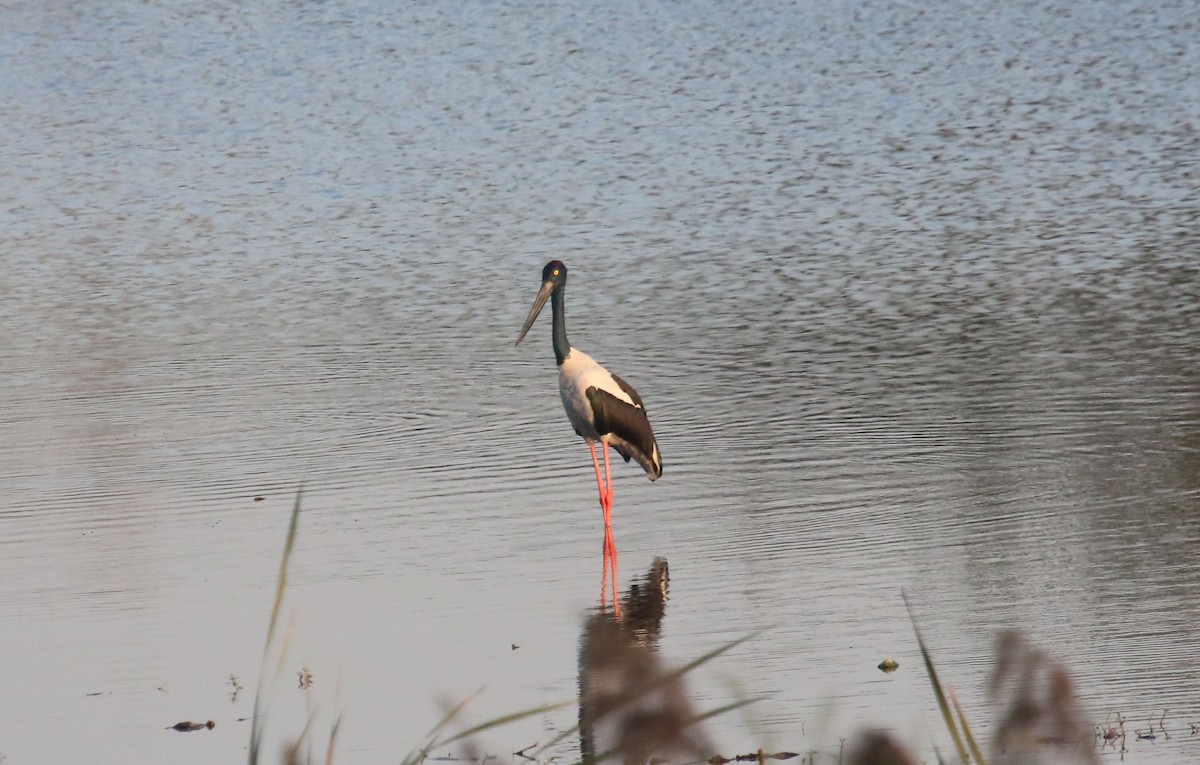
[1,0,1199,763]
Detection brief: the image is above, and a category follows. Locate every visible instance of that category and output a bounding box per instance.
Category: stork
[515,261,663,587]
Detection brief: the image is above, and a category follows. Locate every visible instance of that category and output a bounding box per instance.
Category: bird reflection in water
[578,558,712,765]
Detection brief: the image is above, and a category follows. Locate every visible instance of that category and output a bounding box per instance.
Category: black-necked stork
[515,261,662,580]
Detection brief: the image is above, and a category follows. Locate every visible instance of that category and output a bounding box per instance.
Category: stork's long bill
[514,277,554,347]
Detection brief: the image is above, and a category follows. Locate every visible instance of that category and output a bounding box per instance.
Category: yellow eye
[553,269,560,276]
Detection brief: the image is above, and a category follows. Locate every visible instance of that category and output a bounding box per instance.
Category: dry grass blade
[399,692,573,765]
[399,692,481,765]
[582,698,757,765]
[248,486,304,765]
[518,701,597,760]
[566,631,759,764]
[951,691,985,765]
[901,591,976,765]
[324,713,343,765]
[281,708,319,765]
[541,632,756,760]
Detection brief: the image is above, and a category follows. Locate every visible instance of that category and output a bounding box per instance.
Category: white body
[558,348,626,441]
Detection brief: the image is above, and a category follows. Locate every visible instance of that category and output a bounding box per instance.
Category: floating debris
[168,720,215,732]
[708,751,798,765]
[254,496,266,502]
[513,742,538,761]
[228,674,244,703]
[298,667,313,690]
[877,658,900,673]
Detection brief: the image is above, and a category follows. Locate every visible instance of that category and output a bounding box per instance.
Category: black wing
[586,382,662,479]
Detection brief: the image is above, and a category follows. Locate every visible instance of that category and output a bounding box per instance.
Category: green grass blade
[434,700,576,749]
[265,487,303,647]
[668,632,758,680]
[902,591,971,765]
[684,697,758,728]
[248,487,304,765]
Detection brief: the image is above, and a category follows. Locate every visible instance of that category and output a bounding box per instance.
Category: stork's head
[515,261,569,346]
[541,260,567,289]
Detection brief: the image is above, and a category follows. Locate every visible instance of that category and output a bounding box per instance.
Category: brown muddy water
[1,0,1199,763]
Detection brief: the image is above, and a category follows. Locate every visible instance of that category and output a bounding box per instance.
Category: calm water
[2,0,1199,763]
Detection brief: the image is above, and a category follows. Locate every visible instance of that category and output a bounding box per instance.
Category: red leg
[588,441,619,609]
[588,441,613,560]
[587,440,607,507]
[601,444,617,586]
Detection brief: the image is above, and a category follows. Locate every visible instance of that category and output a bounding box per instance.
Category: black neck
[551,287,569,365]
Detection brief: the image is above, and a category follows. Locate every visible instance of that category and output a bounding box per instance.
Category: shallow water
[2,0,1199,763]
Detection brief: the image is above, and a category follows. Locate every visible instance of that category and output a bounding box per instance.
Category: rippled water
[2,0,1199,763]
